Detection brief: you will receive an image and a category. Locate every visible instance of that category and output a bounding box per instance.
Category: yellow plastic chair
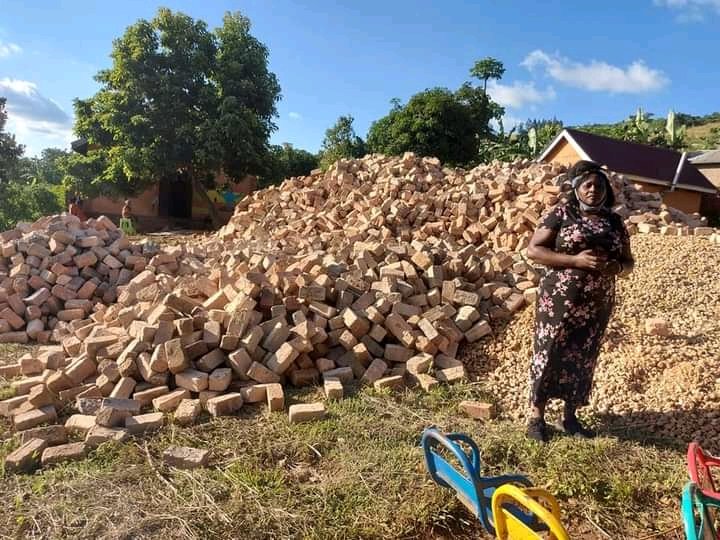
[119,217,137,236]
[491,484,570,540]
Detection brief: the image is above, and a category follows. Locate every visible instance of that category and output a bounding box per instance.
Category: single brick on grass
[4,437,47,473]
[288,402,327,423]
[41,442,87,467]
[162,446,209,469]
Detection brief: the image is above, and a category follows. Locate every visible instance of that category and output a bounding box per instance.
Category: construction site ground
[1,232,712,540]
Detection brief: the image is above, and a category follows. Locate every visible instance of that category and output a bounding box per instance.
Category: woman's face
[577,174,607,206]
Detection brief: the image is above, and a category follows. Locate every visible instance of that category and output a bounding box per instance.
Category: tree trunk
[190,173,221,229]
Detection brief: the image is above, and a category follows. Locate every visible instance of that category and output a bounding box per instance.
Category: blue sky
[1,0,719,156]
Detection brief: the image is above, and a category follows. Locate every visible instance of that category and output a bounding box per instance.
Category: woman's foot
[526,417,549,443]
[559,416,596,438]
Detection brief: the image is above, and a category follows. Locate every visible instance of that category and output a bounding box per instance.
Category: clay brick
[175,369,209,392]
[4,437,48,473]
[125,412,164,434]
[162,446,209,469]
[109,377,136,399]
[133,385,170,407]
[85,425,130,447]
[208,368,232,392]
[246,361,281,384]
[165,338,190,374]
[95,406,132,428]
[324,377,343,400]
[459,400,495,420]
[322,366,354,384]
[65,414,97,435]
[288,402,326,423]
[265,383,284,412]
[266,342,300,374]
[407,353,433,375]
[206,392,243,417]
[41,442,87,466]
[195,347,225,372]
[465,320,492,342]
[173,399,202,426]
[360,358,387,385]
[153,389,191,412]
[13,405,57,431]
[373,375,405,391]
[18,424,67,446]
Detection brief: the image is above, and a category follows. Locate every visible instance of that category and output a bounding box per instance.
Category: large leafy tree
[261,143,318,187]
[366,60,504,166]
[319,115,366,169]
[0,98,62,229]
[0,97,24,185]
[71,8,281,225]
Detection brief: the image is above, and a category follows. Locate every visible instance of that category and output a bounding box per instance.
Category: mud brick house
[537,128,719,215]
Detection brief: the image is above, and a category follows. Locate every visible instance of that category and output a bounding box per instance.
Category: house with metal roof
[537,128,719,215]
[690,149,720,190]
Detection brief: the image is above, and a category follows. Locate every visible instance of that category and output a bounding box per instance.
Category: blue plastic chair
[421,427,543,537]
[682,482,720,540]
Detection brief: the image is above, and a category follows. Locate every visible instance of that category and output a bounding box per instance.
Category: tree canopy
[0,98,63,229]
[319,115,366,169]
[366,60,504,166]
[470,57,506,92]
[260,143,318,187]
[69,8,281,224]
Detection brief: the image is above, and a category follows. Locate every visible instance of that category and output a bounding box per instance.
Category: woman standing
[526,160,634,442]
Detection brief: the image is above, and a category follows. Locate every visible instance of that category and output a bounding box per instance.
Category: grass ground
[0,344,689,540]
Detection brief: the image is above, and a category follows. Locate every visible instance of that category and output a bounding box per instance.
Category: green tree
[470,57,506,92]
[319,115,365,169]
[0,99,63,228]
[261,143,318,187]
[367,89,481,165]
[366,59,505,166]
[0,97,24,184]
[72,8,281,225]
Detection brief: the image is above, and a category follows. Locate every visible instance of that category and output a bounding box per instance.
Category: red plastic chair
[688,443,720,499]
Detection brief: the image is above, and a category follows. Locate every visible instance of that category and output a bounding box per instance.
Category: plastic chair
[119,217,137,236]
[421,427,541,537]
[492,484,570,540]
[689,443,720,499]
[682,482,720,540]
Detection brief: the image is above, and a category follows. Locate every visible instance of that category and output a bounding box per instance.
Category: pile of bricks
[0,213,159,345]
[2,153,718,472]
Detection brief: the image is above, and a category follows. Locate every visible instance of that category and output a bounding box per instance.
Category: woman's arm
[527,227,604,270]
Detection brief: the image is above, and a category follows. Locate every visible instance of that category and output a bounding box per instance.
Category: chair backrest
[688,443,720,498]
[421,428,494,533]
[491,484,570,540]
[682,482,718,540]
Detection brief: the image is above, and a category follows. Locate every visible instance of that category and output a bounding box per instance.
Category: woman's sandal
[526,417,549,443]
[559,417,597,439]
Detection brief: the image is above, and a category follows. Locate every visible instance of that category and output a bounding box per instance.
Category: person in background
[68,196,87,222]
[525,160,634,443]
[119,199,137,235]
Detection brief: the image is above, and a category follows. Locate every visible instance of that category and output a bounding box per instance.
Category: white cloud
[522,50,669,94]
[288,111,302,120]
[0,40,21,58]
[487,81,556,109]
[654,0,720,21]
[0,78,73,154]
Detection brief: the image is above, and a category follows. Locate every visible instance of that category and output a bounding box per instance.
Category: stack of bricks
[0,213,150,344]
[2,153,718,473]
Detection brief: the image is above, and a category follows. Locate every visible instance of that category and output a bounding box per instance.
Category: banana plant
[665,110,686,148]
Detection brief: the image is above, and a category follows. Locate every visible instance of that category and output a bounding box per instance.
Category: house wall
[632,180,702,214]
[82,172,256,224]
[697,164,720,189]
[83,185,159,217]
[543,139,581,166]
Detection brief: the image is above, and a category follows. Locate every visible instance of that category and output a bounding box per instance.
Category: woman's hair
[564,160,616,209]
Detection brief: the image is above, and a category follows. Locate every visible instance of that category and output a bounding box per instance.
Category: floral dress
[530,202,630,407]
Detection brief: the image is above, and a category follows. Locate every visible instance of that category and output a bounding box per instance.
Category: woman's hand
[573,249,607,270]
